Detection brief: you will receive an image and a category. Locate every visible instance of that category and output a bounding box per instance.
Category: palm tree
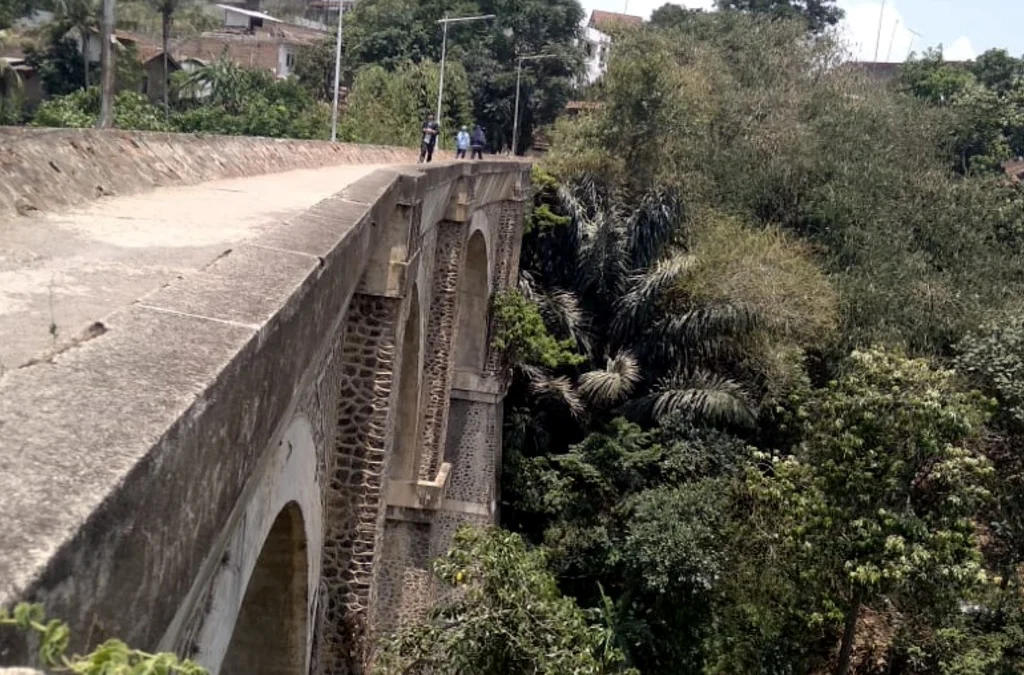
[54,0,100,89]
[149,0,177,111]
[517,174,761,428]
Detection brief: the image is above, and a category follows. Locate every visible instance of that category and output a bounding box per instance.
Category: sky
[583,0,1024,63]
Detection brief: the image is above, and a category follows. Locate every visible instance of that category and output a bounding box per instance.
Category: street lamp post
[330,0,346,142]
[435,13,495,142]
[512,54,556,156]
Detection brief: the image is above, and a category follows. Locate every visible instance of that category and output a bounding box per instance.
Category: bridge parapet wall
[0,128,417,218]
[0,145,530,675]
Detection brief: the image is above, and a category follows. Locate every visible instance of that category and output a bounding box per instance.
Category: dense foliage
[337,59,472,147]
[405,11,1024,675]
[373,526,633,675]
[28,60,333,138]
[899,47,1024,174]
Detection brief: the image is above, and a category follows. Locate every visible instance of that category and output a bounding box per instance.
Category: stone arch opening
[391,288,421,481]
[455,231,490,372]
[222,501,308,675]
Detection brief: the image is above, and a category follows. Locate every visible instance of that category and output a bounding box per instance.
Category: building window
[285,51,295,68]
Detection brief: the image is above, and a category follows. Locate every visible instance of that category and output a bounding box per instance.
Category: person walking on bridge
[419,113,440,163]
[470,124,486,160]
[456,125,470,159]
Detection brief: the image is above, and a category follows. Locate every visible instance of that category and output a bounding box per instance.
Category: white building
[580,9,643,85]
[581,24,611,84]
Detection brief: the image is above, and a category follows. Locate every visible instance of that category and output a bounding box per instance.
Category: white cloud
[583,0,976,63]
[583,0,714,21]
[838,1,917,62]
[943,36,977,61]
[837,1,978,63]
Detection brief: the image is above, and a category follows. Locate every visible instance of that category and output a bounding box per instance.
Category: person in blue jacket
[456,125,470,159]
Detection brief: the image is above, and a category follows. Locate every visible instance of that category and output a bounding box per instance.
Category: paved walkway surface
[0,164,383,370]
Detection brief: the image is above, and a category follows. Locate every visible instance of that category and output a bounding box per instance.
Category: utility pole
[330,0,345,142]
[885,19,900,62]
[872,0,886,62]
[97,0,116,128]
[512,54,556,156]
[435,13,495,145]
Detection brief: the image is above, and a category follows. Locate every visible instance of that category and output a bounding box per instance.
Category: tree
[173,60,331,138]
[293,31,337,101]
[0,0,35,29]
[53,0,99,89]
[341,0,583,153]
[25,36,90,96]
[742,349,993,675]
[527,417,745,673]
[373,526,633,675]
[338,60,471,147]
[149,0,178,111]
[650,3,704,30]
[970,48,1024,94]
[714,0,843,33]
[900,47,979,104]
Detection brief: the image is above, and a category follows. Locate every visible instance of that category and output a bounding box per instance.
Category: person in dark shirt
[470,124,486,160]
[419,114,440,163]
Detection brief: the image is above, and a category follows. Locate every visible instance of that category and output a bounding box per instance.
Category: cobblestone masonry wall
[485,200,527,375]
[299,330,351,675]
[319,294,401,675]
[416,221,468,482]
[443,400,499,506]
[374,519,432,632]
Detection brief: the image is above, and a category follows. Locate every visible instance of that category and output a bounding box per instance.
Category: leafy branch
[0,603,207,675]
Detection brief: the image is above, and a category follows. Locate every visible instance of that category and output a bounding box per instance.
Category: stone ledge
[385,462,452,512]
[451,369,504,402]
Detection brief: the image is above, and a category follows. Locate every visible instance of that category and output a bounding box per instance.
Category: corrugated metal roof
[215,4,283,23]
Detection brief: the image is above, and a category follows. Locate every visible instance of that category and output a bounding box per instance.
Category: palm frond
[640,370,756,427]
[613,253,697,340]
[529,374,586,419]
[542,288,593,356]
[578,351,641,407]
[626,185,684,270]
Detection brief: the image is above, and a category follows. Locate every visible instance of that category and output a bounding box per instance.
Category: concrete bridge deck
[0,129,530,675]
[1,165,383,368]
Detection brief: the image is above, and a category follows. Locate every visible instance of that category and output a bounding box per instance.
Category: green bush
[491,289,585,370]
[32,88,170,130]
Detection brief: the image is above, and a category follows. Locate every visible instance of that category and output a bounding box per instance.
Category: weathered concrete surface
[0,134,530,675]
[0,164,383,368]
[0,128,417,218]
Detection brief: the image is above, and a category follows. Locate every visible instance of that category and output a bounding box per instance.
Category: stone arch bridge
[0,129,531,674]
